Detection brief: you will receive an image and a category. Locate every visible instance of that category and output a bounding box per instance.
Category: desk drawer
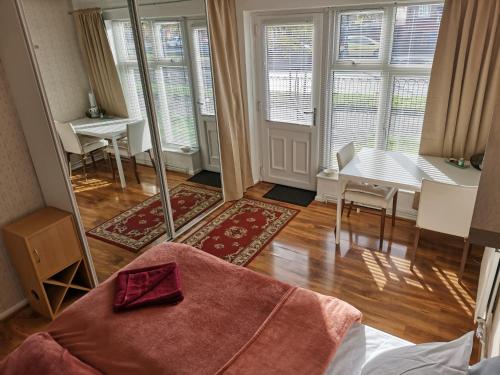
[27,217,82,280]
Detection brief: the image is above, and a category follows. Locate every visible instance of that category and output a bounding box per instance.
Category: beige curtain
[420,0,500,159]
[73,8,128,118]
[206,0,253,201]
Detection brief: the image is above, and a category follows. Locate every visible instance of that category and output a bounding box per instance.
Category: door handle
[303,108,317,126]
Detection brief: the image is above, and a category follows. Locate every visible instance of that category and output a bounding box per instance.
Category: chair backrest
[417,179,478,238]
[127,119,152,156]
[54,121,82,154]
[336,142,355,171]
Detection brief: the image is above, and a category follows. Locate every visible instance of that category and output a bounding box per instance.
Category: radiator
[475,247,500,358]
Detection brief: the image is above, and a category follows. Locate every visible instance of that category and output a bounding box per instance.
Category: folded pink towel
[113,262,183,312]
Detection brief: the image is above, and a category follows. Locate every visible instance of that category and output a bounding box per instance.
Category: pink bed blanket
[23,243,361,374]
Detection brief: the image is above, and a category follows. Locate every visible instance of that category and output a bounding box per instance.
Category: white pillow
[361,331,474,375]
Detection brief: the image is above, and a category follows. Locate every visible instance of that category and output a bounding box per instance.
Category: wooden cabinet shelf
[3,207,93,320]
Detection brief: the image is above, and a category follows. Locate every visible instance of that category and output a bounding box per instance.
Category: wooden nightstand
[3,207,92,320]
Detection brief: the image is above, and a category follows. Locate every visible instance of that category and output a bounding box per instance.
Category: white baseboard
[0,299,28,321]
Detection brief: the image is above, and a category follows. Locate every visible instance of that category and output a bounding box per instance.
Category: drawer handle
[33,249,41,263]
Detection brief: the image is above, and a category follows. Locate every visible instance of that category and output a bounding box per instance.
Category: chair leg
[341,199,346,217]
[148,149,156,173]
[347,202,354,217]
[107,154,116,181]
[410,227,421,269]
[459,238,470,280]
[132,156,140,184]
[90,152,97,169]
[392,191,398,226]
[81,154,87,179]
[66,153,72,177]
[379,208,386,249]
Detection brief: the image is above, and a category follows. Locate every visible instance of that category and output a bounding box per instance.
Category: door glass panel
[264,22,314,126]
[191,25,215,116]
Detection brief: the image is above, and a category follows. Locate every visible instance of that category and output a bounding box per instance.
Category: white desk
[71,117,132,189]
[335,148,481,245]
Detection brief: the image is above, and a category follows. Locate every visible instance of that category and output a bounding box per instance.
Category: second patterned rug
[183,198,298,266]
[87,184,222,252]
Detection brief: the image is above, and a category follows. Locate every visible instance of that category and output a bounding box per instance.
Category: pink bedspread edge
[219,285,362,374]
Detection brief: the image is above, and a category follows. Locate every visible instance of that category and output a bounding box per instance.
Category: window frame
[323,1,442,167]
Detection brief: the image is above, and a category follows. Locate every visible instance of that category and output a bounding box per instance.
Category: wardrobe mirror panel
[18,0,172,282]
[134,0,224,234]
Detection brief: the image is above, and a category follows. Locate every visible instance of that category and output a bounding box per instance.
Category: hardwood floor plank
[0,164,481,361]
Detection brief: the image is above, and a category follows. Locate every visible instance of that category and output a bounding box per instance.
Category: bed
[1,242,414,374]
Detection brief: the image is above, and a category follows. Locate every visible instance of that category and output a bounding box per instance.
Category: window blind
[391,4,443,65]
[110,20,199,148]
[264,23,314,126]
[327,71,382,153]
[386,76,429,153]
[321,3,443,170]
[192,25,215,116]
[338,10,384,61]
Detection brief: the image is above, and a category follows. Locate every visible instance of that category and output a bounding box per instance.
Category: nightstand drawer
[27,217,82,280]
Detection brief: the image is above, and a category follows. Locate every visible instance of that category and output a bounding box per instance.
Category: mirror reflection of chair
[336,142,399,249]
[106,119,155,184]
[411,179,478,280]
[54,120,108,179]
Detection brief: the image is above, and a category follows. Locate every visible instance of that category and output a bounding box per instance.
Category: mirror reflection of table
[71,117,132,189]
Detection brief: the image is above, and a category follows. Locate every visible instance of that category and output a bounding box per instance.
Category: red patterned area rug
[87,184,222,252]
[183,198,298,266]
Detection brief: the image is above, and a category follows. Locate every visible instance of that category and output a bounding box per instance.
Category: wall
[0,61,45,318]
[470,110,500,247]
[22,0,90,122]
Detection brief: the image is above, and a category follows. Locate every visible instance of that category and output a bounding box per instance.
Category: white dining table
[335,148,482,245]
[71,117,132,189]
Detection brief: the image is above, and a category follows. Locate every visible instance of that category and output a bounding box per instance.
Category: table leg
[335,177,343,245]
[112,137,126,189]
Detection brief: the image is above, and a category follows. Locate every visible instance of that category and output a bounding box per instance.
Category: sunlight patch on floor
[432,266,474,316]
[361,251,389,290]
[72,178,112,193]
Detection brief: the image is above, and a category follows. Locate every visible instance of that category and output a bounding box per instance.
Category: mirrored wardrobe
[17,0,223,281]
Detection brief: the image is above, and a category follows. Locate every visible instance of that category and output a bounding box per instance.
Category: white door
[256,14,323,190]
[188,20,221,172]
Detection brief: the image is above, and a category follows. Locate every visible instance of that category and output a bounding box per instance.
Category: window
[322,3,443,169]
[109,19,214,148]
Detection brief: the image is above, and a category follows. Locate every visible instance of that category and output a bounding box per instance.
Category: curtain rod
[68,0,189,15]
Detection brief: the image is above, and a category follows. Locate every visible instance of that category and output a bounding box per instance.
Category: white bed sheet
[326,323,412,375]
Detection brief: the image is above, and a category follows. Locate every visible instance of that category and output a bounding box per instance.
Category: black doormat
[263,184,316,207]
[187,170,222,188]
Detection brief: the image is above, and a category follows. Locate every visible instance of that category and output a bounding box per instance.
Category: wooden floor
[0,162,481,360]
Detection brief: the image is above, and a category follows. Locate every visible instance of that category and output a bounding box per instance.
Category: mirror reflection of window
[108,19,206,149]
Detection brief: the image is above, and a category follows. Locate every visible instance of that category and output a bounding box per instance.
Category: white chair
[106,120,154,184]
[337,142,398,249]
[54,121,108,179]
[411,179,478,280]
